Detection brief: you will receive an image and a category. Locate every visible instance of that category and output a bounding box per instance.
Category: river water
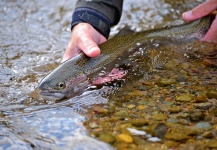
[0,0,216,150]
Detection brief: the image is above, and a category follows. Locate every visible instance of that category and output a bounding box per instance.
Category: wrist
[71,8,111,39]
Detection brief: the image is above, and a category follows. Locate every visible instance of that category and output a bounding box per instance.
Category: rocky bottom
[84,41,217,150]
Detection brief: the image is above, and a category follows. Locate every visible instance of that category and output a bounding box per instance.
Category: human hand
[182,0,217,43]
[62,23,107,62]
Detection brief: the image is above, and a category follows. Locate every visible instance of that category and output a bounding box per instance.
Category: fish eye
[57,82,66,90]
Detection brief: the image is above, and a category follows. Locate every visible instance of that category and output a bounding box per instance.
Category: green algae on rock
[99,133,116,144]
[176,94,194,102]
[131,119,149,127]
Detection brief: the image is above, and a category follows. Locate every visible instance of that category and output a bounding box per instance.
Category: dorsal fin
[115,26,135,36]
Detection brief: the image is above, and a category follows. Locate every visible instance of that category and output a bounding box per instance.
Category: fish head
[38,65,88,101]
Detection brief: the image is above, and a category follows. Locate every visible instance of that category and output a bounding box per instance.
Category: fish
[38,15,214,101]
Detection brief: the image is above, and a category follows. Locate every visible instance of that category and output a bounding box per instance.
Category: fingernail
[88,47,100,57]
[89,47,97,53]
[183,11,192,18]
[61,57,68,63]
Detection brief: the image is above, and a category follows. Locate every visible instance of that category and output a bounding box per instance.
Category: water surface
[0,0,216,149]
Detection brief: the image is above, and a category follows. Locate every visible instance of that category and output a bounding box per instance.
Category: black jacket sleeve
[71,0,123,38]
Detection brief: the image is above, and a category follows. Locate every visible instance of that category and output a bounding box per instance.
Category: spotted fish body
[38,15,213,100]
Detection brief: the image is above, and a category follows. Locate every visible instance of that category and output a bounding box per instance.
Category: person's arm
[62,0,123,62]
[182,0,217,43]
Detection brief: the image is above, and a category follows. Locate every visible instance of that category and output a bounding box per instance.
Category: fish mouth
[39,90,66,101]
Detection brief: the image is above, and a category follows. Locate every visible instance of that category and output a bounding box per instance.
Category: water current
[1,0,216,150]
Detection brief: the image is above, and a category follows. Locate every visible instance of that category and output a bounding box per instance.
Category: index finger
[183,0,217,21]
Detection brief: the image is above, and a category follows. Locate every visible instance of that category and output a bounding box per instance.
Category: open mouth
[39,90,66,101]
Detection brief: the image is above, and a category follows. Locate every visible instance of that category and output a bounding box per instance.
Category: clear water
[0,0,209,149]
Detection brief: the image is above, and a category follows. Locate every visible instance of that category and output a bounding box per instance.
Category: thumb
[182,0,217,21]
[79,35,101,57]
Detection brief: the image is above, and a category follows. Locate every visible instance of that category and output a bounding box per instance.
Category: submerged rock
[152,113,168,121]
[137,105,146,110]
[99,133,116,144]
[206,90,217,99]
[157,78,176,86]
[93,106,109,114]
[176,94,194,102]
[208,140,217,149]
[195,122,212,130]
[190,111,205,122]
[127,128,146,136]
[117,134,133,143]
[152,123,167,139]
[195,94,208,103]
[202,131,213,138]
[114,110,129,118]
[167,118,179,123]
[168,107,182,113]
[126,104,136,109]
[131,119,148,127]
[165,132,190,141]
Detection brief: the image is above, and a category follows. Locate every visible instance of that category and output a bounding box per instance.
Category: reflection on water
[1,0,216,149]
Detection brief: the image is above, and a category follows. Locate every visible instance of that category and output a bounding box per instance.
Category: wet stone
[206,90,217,99]
[166,122,184,129]
[157,78,176,87]
[180,144,198,150]
[176,94,194,102]
[195,122,212,130]
[116,143,137,150]
[133,136,146,145]
[176,75,187,82]
[202,131,213,139]
[178,119,189,125]
[167,118,179,123]
[127,90,147,96]
[142,81,153,86]
[176,113,190,119]
[152,123,167,139]
[152,113,168,121]
[165,132,190,141]
[163,100,175,106]
[131,119,148,127]
[195,94,208,103]
[93,106,109,114]
[208,140,217,149]
[193,102,212,109]
[89,122,99,129]
[189,111,205,122]
[137,105,146,110]
[209,109,217,117]
[180,62,191,70]
[165,141,179,148]
[99,133,116,144]
[182,127,201,136]
[168,107,182,113]
[117,134,133,143]
[126,104,136,109]
[114,110,129,118]
[203,58,217,67]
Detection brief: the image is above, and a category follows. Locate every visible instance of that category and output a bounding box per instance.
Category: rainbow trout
[38,15,213,100]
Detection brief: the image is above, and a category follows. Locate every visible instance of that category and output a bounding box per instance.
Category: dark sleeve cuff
[71,8,111,39]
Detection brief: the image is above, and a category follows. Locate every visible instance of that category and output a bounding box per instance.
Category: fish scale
[38,15,214,100]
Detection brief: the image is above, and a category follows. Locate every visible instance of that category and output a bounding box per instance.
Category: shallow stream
[0,0,216,149]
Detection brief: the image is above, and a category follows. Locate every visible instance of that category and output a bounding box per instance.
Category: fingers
[182,0,217,43]
[61,43,81,63]
[201,15,217,43]
[62,23,107,62]
[78,34,102,58]
[182,0,217,21]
